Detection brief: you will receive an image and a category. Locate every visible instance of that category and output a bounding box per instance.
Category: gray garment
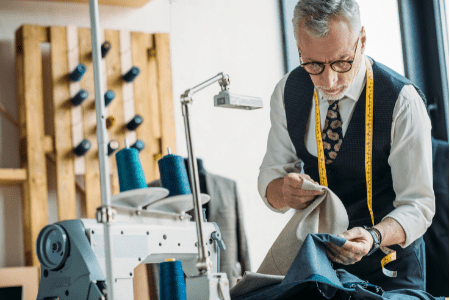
[148,171,251,287]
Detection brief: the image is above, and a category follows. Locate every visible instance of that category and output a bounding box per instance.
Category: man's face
[297,17,366,100]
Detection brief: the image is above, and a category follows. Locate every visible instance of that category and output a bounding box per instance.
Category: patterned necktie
[322,100,343,164]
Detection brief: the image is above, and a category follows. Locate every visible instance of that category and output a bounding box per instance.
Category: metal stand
[180,73,230,274]
[88,0,115,299]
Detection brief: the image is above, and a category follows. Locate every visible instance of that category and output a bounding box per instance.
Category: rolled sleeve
[385,84,435,247]
[258,73,302,213]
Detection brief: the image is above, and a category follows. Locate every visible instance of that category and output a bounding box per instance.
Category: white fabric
[258,55,435,247]
[256,180,348,276]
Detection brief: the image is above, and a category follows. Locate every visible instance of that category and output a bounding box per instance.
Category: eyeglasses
[299,34,360,75]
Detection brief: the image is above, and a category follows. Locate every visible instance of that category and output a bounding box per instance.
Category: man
[258,0,435,291]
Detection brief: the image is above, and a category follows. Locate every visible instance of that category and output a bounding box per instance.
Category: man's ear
[360,26,367,54]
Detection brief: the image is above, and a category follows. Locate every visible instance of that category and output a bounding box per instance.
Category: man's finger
[301,174,314,182]
[327,250,348,265]
[340,240,365,256]
[326,243,341,257]
[326,242,362,262]
[338,227,365,241]
[284,174,303,188]
[289,188,323,197]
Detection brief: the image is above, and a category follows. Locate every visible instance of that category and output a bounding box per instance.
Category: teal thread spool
[159,259,187,300]
[158,148,191,197]
[115,141,147,192]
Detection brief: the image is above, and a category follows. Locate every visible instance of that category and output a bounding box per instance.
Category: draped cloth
[257,180,349,276]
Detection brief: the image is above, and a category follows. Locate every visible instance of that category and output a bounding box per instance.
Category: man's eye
[334,62,346,68]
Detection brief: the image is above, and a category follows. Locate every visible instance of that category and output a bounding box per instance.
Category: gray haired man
[258,0,434,291]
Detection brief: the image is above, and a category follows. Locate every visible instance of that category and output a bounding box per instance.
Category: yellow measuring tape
[314,88,328,187]
[314,56,396,277]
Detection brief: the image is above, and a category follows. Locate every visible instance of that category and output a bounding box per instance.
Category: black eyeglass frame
[298,34,361,75]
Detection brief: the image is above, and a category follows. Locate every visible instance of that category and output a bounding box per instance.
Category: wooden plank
[131,32,156,183]
[147,42,161,140]
[67,26,86,175]
[79,27,101,219]
[49,26,77,221]
[147,35,162,181]
[154,34,176,155]
[42,135,54,153]
[105,29,125,195]
[15,25,49,266]
[39,26,50,43]
[120,30,137,145]
[0,266,39,300]
[133,264,150,300]
[0,168,27,185]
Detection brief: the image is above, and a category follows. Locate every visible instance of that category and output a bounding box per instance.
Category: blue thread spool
[101,41,111,58]
[69,63,86,82]
[123,66,140,82]
[158,149,191,197]
[115,142,147,192]
[159,259,187,300]
[73,139,91,156]
[104,90,115,107]
[131,140,145,152]
[71,89,88,106]
[126,115,143,131]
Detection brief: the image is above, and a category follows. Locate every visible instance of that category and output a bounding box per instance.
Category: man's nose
[320,65,338,89]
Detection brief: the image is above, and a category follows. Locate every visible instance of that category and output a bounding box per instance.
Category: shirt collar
[317,54,367,102]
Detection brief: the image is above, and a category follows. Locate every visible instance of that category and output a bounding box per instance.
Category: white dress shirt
[258,55,435,248]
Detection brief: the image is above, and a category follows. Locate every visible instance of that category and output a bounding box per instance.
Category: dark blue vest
[284,58,425,228]
[284,58,427,283]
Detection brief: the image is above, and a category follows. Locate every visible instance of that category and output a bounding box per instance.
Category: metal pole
[88,0,115,298]
[181,103,211,274]
[179,73,230,274]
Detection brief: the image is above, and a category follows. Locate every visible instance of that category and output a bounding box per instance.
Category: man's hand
[326,227,373,265]
[282,173,323,210]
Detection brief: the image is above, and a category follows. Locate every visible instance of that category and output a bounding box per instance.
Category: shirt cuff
[382,203,433,248]
[258,169,290,214]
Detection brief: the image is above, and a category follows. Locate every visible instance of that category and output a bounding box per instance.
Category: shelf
[0,168,27,185]
[15,0,153,7]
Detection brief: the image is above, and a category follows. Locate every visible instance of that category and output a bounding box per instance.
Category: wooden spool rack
[11,24,176,267]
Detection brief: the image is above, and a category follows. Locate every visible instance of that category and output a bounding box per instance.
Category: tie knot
[328,100,339,110]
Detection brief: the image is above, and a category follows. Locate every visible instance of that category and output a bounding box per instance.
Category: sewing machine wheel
[36,224,70,271]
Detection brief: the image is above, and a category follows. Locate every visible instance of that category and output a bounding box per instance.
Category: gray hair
[292,0,361,41]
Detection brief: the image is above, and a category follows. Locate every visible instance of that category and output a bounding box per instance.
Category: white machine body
[35,206,230,300]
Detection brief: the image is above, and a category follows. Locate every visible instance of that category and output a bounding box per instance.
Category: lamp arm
[179,72,229,274]
[181,72,230,103]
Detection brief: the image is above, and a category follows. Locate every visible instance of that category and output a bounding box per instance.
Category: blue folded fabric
[232,233,444,300]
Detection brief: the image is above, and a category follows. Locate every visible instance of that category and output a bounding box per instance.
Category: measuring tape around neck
[313,56,396,277]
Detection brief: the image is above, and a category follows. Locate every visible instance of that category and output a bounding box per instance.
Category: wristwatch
[363,226,382,256]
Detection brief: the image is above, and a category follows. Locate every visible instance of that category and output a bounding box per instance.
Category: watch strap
[364,226,380,256]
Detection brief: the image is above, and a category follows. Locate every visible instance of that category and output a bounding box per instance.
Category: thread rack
[12,24,176,267]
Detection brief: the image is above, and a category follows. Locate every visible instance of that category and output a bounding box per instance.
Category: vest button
[326,168,334,174]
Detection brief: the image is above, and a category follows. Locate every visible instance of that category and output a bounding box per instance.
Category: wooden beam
[147,35,162,181]
[15,24,49,267]
[131,32,158,183]
[0,168,27,185]
[42,135,54,153]
[49,26,77,221]
[79,27,101,219]
[105,29,125,195]
[39,26,50,43]
[154,34,176,155]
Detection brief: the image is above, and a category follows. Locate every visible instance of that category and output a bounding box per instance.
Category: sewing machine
[35,204,230,300]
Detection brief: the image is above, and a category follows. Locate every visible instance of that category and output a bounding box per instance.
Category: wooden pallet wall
[14,24,176,267]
